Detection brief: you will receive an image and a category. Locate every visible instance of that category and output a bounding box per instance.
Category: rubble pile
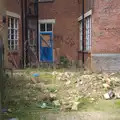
[5,71,120,111]
[52,72,120,110]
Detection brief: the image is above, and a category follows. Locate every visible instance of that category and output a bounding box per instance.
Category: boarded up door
[40,32,53,62]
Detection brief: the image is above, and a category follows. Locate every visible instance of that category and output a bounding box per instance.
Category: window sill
[8,50,19,54]
[39,0,54,3]
[78,50,91,54]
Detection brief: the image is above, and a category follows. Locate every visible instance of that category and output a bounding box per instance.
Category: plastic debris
[104,90,115,100]
[32,73,40,77]
[2,108,8,113]
[40,103,47,109]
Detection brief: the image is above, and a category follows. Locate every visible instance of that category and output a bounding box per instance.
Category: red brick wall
[90,0,120,72]
[92,0,120,54]
[78,0,94,16]
[7,0,21,14]
[39,0,80,61]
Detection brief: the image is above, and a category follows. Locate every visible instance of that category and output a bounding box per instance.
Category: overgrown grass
[115,100,120,108]
[78,98,93,111]
[88,99,120,112]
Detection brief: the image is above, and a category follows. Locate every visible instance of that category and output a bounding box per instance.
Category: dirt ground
[2,68,120,120]
[32,111,120,120]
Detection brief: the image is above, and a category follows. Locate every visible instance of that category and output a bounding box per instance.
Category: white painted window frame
[78,10,92,52]
[80,22,82,51]
[78,10,92,21]
[85,16,92,51]
[8,17,19,50]
[6,11,20,19]
[39,19,55,32]
[40,23,53,32]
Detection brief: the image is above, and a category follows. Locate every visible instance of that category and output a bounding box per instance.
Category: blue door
[40,32,53,62]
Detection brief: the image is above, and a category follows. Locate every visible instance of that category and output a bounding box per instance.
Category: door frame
[39,31,53,62]
[38,19,55,62]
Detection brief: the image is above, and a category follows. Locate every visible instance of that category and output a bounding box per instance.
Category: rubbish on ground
[53,100,61,106]
[31,78,37,83]
[104,90,115,100]
[8,118,19,120]
[40,103,47,109]
[31,73,40,83]
[115,93,120,99]
[5,70,120,112]
[71,102,80,111]
[104,93,110,100]
[50,93,57,99]
[32,73,40,77]
[2,108,12,113]
[103,83,110,89]
[36,101,55,109]
[8,108,12,113]
[66,80,71,85]
[90,98,95,101]
[2,108,8,113]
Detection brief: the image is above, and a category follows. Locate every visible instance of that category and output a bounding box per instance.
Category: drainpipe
[24,0,29,67]
[36,0,39,60]
[21,0,24,68]
[82,0,85,67]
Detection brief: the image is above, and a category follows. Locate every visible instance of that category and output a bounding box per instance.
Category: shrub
[59,56,70,68]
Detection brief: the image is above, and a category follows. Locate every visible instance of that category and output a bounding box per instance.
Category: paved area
[39,112,120,120]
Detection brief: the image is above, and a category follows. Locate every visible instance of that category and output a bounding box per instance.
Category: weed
[60,56,70,68]
[47,87,57,93]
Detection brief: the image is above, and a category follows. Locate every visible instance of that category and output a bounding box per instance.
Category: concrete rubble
[71,102,80,111]
[7,71,120,111]
[53,100,61,106]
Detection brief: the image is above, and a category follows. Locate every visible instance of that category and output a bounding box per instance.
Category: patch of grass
[3,102,60,120]
[40,73,56,84]
[47,87,57,93]
[78,98,93,111]
[90,100,120,112]
[24,68,53,73]
[115,100,120,108]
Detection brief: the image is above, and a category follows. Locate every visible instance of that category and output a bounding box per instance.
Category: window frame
[79,15,92,52]
[40,22,53,32]
[85,16,91,51]
[8,16,19,51]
